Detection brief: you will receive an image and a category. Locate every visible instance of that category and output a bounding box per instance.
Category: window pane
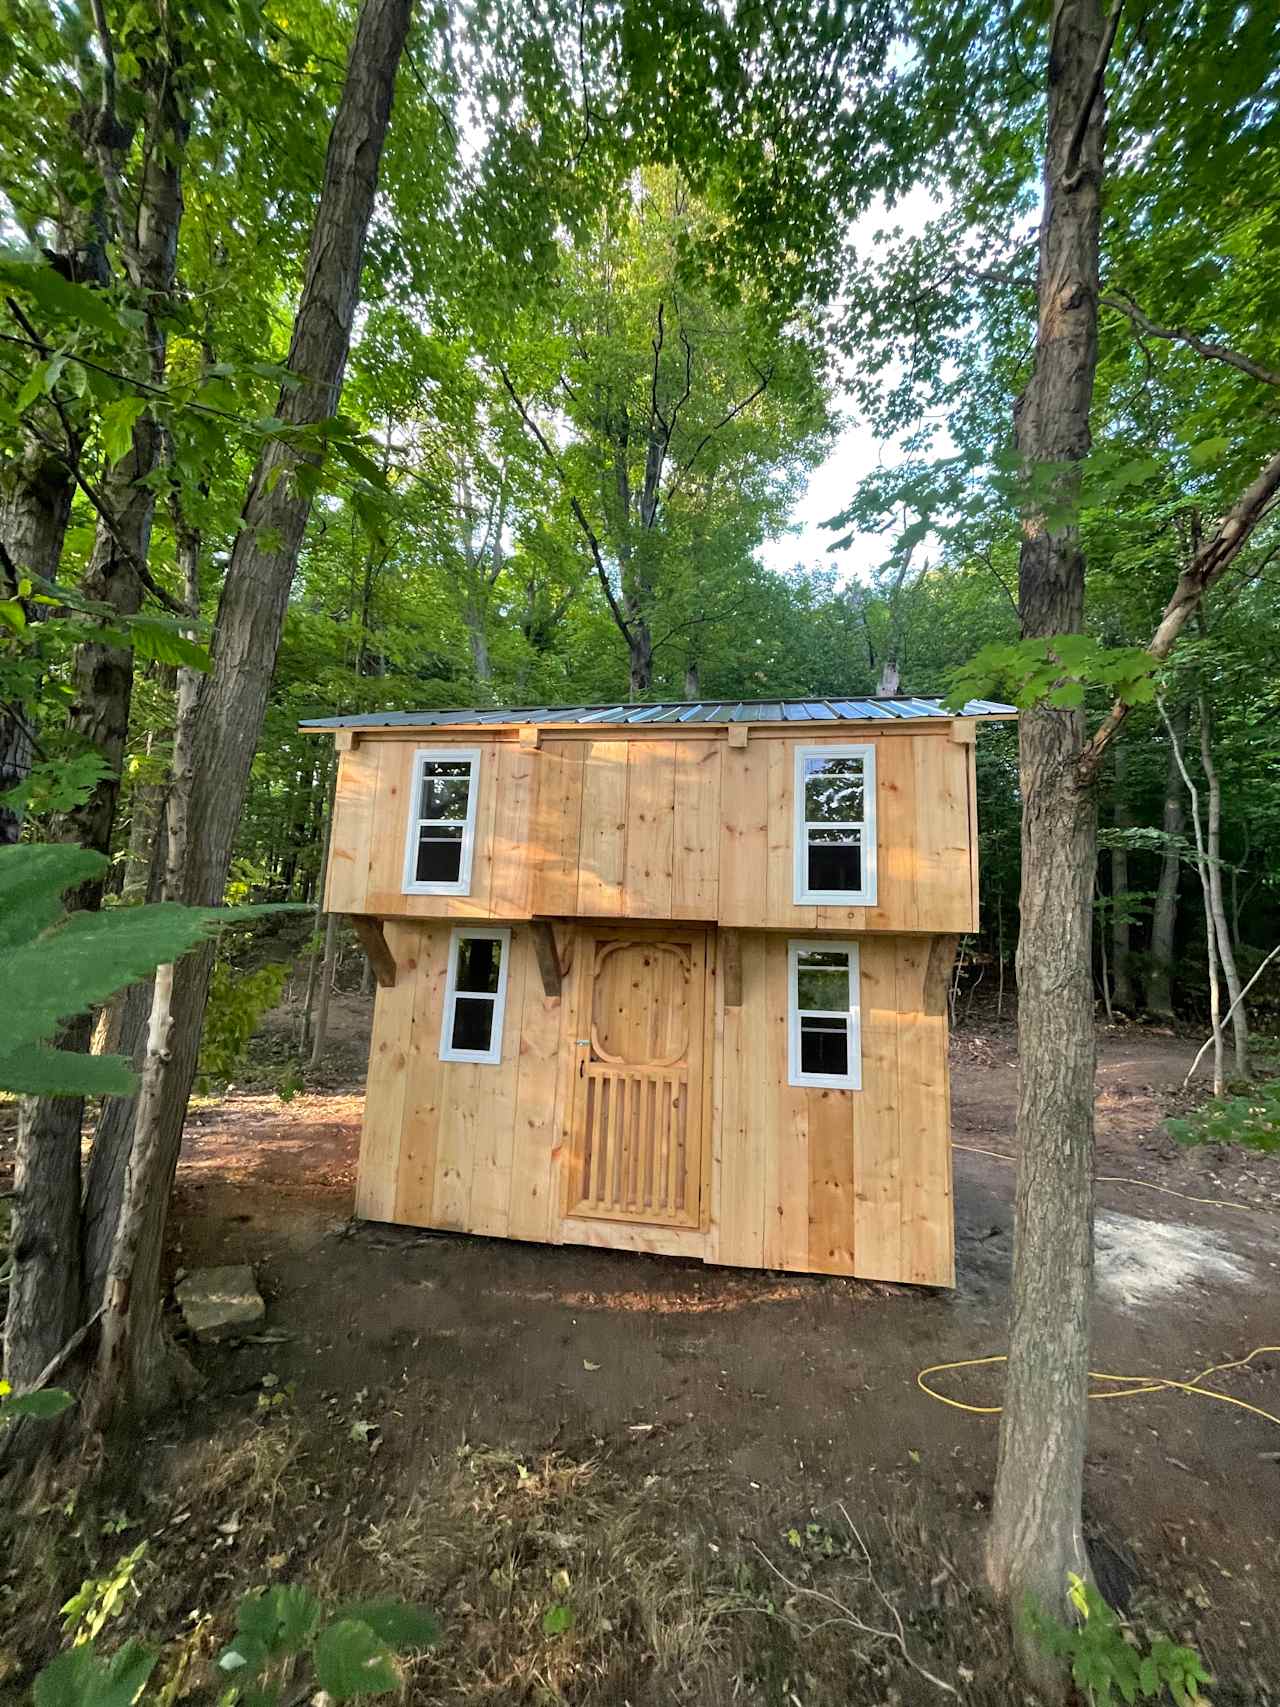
[796,965,849,1011]
[419,761,472,822]
[450,993,494,1052]
[800,1017,849,1078]
[415,825,462,884]
[804,755,864,823]
[807,829,862,893]
[455,934,502,994]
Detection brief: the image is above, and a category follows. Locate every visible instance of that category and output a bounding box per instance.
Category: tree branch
[668,364,773,495]
[1100,293,1280,388]
[495,361,633,642]
[1062,0,1124,187]
[1079,446,1280,782]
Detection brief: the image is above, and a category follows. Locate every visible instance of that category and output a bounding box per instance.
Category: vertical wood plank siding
[326,727,976,934]
[356,923,955,1286]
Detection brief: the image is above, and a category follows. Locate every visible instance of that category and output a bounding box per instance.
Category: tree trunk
[1162,701,1224,1094]
[0,442,75,843]
[1198,697,1247,1077]
[984,0,1108,1678]
[4,53,187,1389]
[1145,706,1185,1019]
[309,911,339,1069]
[628,616,655,697]
[1110,745,1135,1009]
[84,0,413,1417]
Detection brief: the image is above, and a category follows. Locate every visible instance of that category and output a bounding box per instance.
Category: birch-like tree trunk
[1162,701,1224,1095]
[984,0,1109,1678]
[1145,706,1186,1018]
[85,0,414,1415]
[1198,696,1247,1077]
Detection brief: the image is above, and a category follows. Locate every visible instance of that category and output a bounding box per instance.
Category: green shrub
[197,961,290,1090]
[1028,1575,1211,1705]
[1166,1077,1280,1152]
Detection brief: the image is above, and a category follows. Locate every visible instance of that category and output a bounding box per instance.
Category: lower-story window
[787,939,861,1090]
[440,926,511,1065]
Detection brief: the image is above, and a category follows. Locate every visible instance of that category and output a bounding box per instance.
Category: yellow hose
[951,1140,1264,1216]
[918,1346,1280,1428]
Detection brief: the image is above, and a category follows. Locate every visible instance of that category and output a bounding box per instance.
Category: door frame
[560,922,716,1231]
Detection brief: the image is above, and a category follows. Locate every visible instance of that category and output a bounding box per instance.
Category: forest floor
[4,999,1280,1704]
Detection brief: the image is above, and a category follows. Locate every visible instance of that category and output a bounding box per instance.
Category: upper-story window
[793,743,877,906]
[402,747,480,895]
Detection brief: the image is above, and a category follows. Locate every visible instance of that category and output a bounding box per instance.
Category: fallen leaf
[583,1360,601,1372]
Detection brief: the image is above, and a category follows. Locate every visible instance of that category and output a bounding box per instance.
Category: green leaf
[1188,435,1230,467]
[2,1386,75,1420]
[0,847,301,1097]
[313,1619,399,1700]
[334,1603,441,1650]
[123,615,210,672]
[100,397,148,466]
[541,1602,575,1637]
[34,1640,157,1707]
[0,844,106,950]
[0,256,123,337]
[236,1583,323,1656]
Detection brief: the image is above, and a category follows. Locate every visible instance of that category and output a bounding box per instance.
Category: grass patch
[0,1395,1024,1706]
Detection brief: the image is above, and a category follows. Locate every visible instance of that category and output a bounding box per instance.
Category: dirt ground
[4,999,1280,1704]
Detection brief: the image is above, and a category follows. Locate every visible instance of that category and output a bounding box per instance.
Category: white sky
[756,185,941,586]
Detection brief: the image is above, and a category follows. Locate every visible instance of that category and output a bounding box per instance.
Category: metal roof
[299,697,1014,731]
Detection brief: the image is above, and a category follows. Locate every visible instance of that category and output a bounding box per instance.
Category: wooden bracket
[335,728,359,752]
[727,723,749,749]
[721,928,743,1007]
[348,915,396,987]
[532,919,566,998]
[924,934,960,1017]
[518,724,541,749]
[949,718,976,746]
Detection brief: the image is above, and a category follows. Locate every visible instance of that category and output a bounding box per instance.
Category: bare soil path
[4,1004,1277,1703]
[148,1004,1280,1702]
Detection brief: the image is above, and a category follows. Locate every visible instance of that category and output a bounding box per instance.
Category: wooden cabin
[301,697,1011,1286]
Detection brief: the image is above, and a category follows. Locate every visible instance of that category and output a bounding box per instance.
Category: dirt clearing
[3,1008,1278,1704]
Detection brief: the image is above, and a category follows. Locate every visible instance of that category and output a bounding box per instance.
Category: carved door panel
[569,931,707,1227]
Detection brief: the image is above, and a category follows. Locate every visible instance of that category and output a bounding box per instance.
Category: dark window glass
[804,755,864,823]
[450,993,495,1053]
[800,1017,849,1078]
[456,934,502,994]
[416,825,463,883]
[807,831,862,893]
[418,760,472,822]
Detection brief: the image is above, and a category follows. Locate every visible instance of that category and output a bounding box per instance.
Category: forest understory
[2,997,1277,1706]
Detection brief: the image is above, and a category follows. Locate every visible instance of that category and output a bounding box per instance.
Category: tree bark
[85,0,413,1416]
[984,0,1108,1677]
[1198,696,1247,1077]
[1162,701,1224,1095]
[5,47,187,1390]
[1145,706,1185,1019]
[0,442,75,843]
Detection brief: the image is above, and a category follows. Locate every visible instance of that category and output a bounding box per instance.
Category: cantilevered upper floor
[301,697,1013,937]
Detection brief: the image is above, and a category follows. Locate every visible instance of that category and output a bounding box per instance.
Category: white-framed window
[439,926,511,1064]
[793,743,877,906]
[787,939,861,1090]
[402,747,481,895]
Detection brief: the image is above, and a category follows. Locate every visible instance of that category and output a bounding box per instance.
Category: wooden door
[568,930,707,1228]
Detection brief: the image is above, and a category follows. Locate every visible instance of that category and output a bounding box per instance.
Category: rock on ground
[175,1264,265,1342]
